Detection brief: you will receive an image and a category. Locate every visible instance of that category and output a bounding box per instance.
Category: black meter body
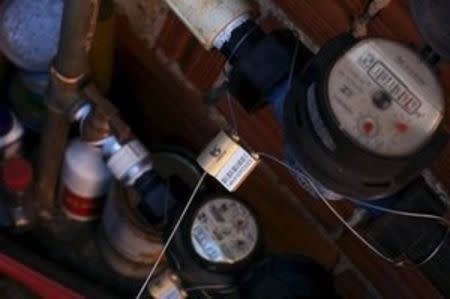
[239,254,338,299]
[166,193,262,296]
[283,34,448,200]
[408,0,450,61]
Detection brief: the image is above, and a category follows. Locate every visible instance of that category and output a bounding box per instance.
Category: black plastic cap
[227,30,313,112]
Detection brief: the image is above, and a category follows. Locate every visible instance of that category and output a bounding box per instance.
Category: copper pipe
[36,0,101,218]
[55,0,99,79]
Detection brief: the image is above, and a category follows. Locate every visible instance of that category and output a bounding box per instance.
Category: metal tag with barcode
[148,269,187,299]
[197,131,259,192]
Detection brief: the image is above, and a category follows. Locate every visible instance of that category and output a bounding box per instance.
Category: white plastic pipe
[165,0,251,49]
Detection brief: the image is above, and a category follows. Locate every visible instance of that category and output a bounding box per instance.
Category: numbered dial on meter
[190,198,258,265]
[327,39,444,157]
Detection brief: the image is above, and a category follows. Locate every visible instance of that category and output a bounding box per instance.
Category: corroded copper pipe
[36,0,101,218]
[55,0,99,80]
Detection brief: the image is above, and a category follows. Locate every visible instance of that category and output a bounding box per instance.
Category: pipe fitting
[47,67,87,116]
[103,137,153,185]
[82,84,131,142]
[80,106,113,146]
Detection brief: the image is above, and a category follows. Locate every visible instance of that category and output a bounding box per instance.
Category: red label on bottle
[62,188,106,221]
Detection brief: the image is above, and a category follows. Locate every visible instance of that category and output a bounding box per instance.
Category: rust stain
[85,0,100,51]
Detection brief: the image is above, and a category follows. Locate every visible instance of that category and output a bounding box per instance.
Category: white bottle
[61,138,112,222]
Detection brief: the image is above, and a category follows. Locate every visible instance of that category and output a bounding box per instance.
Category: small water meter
[166,193,261,297]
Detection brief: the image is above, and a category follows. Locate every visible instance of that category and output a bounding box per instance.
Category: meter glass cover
[190,198,258,264]
[327,39,444,157]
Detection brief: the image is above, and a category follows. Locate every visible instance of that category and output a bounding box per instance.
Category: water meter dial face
[190,198,258,264]
[327,39,444,157]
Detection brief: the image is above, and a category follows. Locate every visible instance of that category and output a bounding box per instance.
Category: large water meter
[284,34,448,199]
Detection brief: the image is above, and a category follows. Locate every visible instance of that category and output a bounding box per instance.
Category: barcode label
[197,131,259,192]
[216,147,258,192]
